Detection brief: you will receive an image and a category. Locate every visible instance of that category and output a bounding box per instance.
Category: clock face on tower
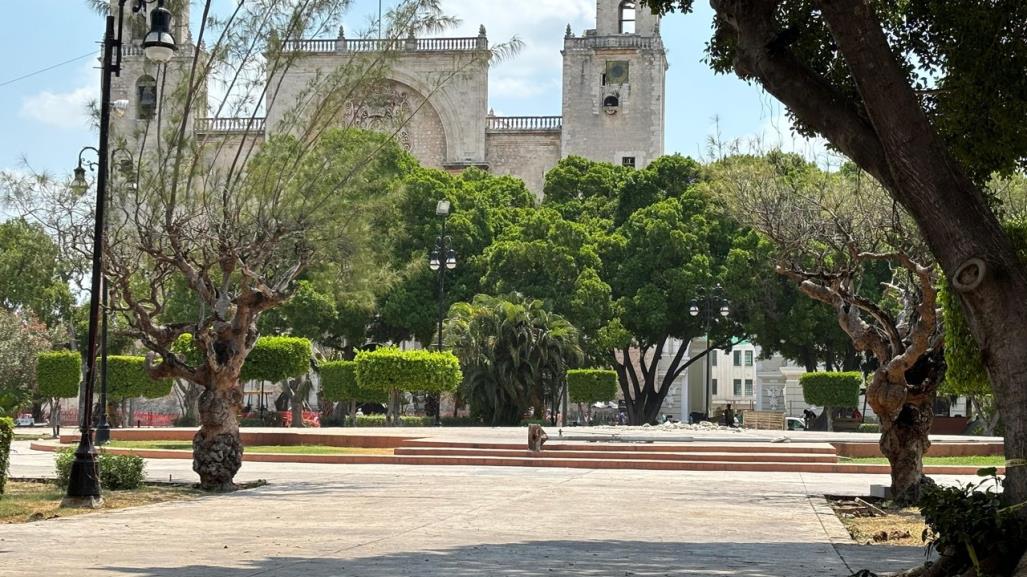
[606,60,630,84]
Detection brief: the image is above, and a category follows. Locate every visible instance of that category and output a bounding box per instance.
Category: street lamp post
[428,200,456,426]
[689,285,729,421]
[64,0,176,506]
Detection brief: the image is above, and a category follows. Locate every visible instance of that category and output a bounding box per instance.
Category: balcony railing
[282,36,486,54]
[486,116,563,132]
[195,117,266,134]
[564,35,660,50]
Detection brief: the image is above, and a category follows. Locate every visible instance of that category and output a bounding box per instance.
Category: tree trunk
[193,380,243,492]
[50,399,61,438]
[868,371,935,503]
[349,399,357,427]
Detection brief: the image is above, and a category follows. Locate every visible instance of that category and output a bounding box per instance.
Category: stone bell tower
[560,0,666,169]
[108,0,200,151]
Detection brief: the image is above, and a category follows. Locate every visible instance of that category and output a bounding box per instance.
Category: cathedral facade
[111,1,667,195]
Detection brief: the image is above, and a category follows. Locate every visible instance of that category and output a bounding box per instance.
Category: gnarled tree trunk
[193,379,243,492]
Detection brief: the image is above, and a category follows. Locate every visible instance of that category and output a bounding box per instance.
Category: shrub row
[352,415,436,427]
[567,369,618,404]
[355,348,462,394]
[320,360,387,403]
[857,423,881,433]
[55,449,145,490]
[800,371,862,408]
[0,417,12,496]
[36,351,81,398]
[35,352,173,400]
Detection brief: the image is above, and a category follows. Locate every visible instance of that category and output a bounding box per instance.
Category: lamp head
[689,304,699,317]
[435,199,451,216]
[719,305,730,317]
[445,250,457,270]
[142,1,177,64]
[112,99,130,118]
[71,166,89,195]
[429,255,441,271]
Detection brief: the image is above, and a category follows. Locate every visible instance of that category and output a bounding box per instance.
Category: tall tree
[643,0,1027,517]
[713,153,942,502]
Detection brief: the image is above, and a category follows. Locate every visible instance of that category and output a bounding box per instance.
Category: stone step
[402,440,838,454]
[393,447,839,463]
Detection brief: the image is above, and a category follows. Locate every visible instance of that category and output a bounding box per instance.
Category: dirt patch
[827,495,928,547]
[0,480,200,524]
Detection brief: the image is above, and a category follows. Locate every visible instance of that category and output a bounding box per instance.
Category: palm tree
[444,294,582,425]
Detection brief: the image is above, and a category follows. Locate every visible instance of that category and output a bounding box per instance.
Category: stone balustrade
[486,116,563,132]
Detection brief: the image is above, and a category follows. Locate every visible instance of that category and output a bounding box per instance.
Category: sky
[0,0,825,181]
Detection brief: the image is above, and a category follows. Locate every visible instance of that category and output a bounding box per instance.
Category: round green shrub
[241,336,312,382]
[36,351,81,398]
[800,371,862,408]
[355,348,461,393]
[320,360,387,403]
[106,356,173,400]
[55,449,145,490]
[567,369,618,404]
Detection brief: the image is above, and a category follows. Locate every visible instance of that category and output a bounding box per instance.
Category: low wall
[60,429,420,448]
[832,441,1004,458]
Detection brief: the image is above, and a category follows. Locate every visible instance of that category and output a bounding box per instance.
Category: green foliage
[445,294,582,426]
[0,417,12,496]
[567,369,618,404]
[55,449,146,490]
[920,477,1027,576]
[106,356,173,400]
[240,337,312,383]
[355,348,462,394]
[939,284,990,397]
[0,219,73,326]
[800,372,862,408]
[319,360,387,403]
[352,415,433,427]
[1,312,55,414]
[857,423,881,433]
[35,351,81,398]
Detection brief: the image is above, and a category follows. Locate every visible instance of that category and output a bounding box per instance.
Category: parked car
[786,417,807,431]
[14,414,34,427]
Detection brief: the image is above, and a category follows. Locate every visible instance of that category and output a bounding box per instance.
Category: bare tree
[715,154,942,502]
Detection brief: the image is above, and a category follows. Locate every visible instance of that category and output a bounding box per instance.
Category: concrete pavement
[2,441,958,576]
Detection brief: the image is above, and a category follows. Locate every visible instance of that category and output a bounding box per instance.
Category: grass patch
[0,481,198,524]
[840,455,1004,467]
[103,440,394,455]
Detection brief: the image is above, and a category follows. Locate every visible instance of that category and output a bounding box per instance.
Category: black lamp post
[64,0,176,506]
[428,200,456,426]
[689,285,729,421]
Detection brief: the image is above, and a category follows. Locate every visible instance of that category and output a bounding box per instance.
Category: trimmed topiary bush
[241,336,312,383]
[55,449,146,490]
[567,369,618,404]
[355,348,462,394]
[106,356,174,400]
[857,423,880,433]
[800,372,862,408]
[36,351,81,398]
[320,360,387,403]
[0,417,12,496]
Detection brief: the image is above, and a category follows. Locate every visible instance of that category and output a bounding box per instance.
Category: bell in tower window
[137,76,157,120]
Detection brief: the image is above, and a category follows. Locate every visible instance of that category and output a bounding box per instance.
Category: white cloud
[19,85,95,130]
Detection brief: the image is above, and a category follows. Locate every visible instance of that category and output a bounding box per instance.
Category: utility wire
[0,50,98,89]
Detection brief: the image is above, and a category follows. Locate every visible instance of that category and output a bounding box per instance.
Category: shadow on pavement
[102,539,929,577]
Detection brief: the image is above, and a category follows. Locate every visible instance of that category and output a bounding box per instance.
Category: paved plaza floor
[3,439,961,577]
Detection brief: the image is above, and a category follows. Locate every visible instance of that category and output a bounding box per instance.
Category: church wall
[485,131,563,198]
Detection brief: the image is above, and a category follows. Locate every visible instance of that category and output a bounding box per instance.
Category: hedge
[106,356,173,400]
[320,360,387,403]
[858,423,881,433]
[173,334,312,384]
[241,336,312,382]
[567,369,618,404]
[36,351,81,398]
[800,371,862,408]
[0,417,12,496]
[55,449,145,490]
[355,348,461,394]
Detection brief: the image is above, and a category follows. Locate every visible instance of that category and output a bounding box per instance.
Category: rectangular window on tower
[711,350,717,366]
[745,350,753,366]
[733,379,742,396]
[712,378,718,395]
[622,156,636,168]
[744,379,754,396]
[733,350,741,366]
